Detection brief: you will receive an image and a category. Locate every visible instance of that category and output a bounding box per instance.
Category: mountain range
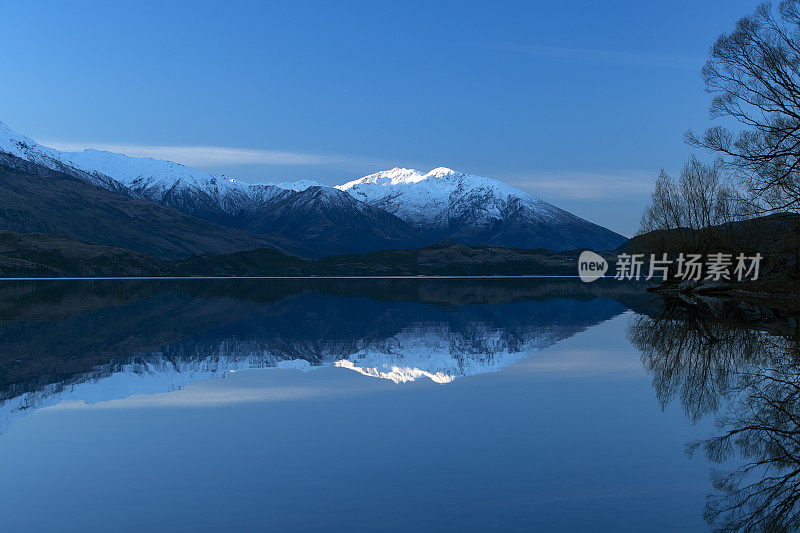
[0,120,625,262]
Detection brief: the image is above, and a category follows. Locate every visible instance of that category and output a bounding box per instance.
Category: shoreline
[0,274,590,281]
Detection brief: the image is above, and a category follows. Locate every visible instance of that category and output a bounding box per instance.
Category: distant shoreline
[0,275,591,281]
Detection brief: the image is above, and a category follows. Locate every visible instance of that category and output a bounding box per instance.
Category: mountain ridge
[0,120,626,254]
[0,153,302,259]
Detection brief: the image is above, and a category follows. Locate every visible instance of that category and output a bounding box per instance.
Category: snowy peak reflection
[0,279,636,433]
[334,360,455,384]
[332,319,575,384]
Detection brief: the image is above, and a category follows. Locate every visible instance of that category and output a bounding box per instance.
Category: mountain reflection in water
[0,278,639,434]
[629,294,800,531]
[8,278,800,529]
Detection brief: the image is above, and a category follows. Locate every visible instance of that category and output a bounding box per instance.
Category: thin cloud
[43,139,655,200]
[486,42,703,69]
[46,372,400,410]
[50,386,343,409]
[508,170,655,200]
[43,140,395,170]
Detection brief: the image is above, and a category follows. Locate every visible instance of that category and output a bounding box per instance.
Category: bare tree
[687,1,800,215]
[639,156,739,252]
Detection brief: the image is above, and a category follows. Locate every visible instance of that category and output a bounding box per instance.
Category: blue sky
[0,0,758,236]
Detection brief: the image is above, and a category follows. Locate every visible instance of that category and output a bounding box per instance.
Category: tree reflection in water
[629,296,800,531]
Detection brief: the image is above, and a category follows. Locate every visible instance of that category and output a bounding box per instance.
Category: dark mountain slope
[243,186,417,256]
[0,154,306,259]
[443,197,628,251]
[0,230,164,277]
[0,231,598,278]
[621,213,800,255]
[173,247,311,276]
[168,244,593,276]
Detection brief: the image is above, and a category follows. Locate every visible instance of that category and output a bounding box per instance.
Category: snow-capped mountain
[337,167,626,250]
[0,121,411,255]
[0,120,626,254]
[338,167,560,226]
[0,121,292,223]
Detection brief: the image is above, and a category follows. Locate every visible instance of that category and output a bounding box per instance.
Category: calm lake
[0,278,793,531]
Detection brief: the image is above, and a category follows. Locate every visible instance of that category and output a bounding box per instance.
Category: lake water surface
[0,279,793,531]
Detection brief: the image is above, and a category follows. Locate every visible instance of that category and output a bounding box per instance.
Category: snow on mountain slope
[0,121,315,218]
[337,167,561,226]
[0,121,214,187]
[0,120,626,251]
[337,167,627,250]
[0,121,126,190]
[275,179,323,191]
